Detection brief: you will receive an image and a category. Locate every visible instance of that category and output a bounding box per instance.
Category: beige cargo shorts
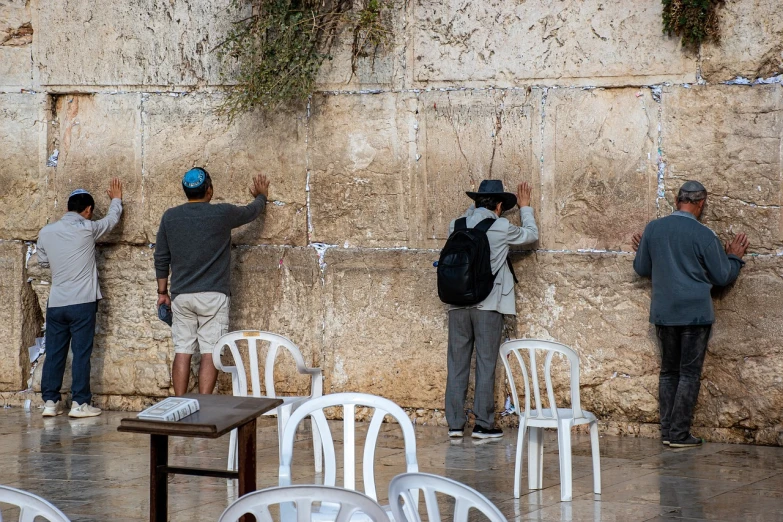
[171,292,230,355]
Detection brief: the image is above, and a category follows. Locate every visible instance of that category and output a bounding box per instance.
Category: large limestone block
[229,246,323,396]
[413,89,542,249]
[514,252,659,422]
[0,241,42,391]
[0,94,47,239]
[308,93,417,247]
[541,88,658,251]
[49,94,144,243]
[90,245,172,396]
[321,249,448,408]
[412,0,697,87]
[142,94,307,246]
[701,0,783,82]
[36,0,238,88]
[0,0,32,90]
[662,85,782,253]
[697,257,783,434]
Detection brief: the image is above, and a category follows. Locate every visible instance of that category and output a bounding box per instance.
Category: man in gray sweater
[154,168,269,396]
[633,180,749,448]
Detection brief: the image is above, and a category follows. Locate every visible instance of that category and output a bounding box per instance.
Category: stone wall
[1,0,782,444]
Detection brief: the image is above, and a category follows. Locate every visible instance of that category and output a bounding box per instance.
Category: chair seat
[523,408,598,428]
[310,502,394,522]
[259,395,309,415]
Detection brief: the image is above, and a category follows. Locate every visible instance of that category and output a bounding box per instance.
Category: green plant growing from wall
[662,0,724,50]
[216,0,392,120]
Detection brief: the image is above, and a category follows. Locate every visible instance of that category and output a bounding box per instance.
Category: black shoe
[448,427,464,438]
[669,434,703,448]
[661,431,670,446]
[471,426,503,439]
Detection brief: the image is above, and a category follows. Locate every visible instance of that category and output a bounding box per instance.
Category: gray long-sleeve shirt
[448,205,539,315]
[633,211,744,326]
[154,196,266,298]
[37,199,123,308]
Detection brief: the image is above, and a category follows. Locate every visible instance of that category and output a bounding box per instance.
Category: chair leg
[227,428,238,472]
[312,412,323,474]
[514,419,527,498]
[590,421,601,495]
[528,427,544,491]
[557,420,573,502]
[276,406,291,469]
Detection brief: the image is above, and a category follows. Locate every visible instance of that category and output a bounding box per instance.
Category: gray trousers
[445,308,504,430]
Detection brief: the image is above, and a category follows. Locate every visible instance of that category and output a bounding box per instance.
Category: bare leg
[172,354,192,396]
[198,354,218,394]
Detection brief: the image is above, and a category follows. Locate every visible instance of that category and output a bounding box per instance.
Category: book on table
[137,397,200,422]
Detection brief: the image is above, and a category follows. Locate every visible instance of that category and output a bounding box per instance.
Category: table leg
[150,434,169,522]
[237,418,257,522]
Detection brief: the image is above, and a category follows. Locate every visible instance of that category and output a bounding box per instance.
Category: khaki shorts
[171,292,230,355]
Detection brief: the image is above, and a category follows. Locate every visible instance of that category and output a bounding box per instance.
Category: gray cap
[679,180,706,193]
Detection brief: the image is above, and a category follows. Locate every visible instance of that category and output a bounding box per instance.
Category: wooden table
[118,394,283,522]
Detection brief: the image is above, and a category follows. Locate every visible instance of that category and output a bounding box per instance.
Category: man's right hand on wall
[632,231,642,252]
[250,174,270,199]
[517,182,532,208]
[107,178,123,200]
[725,232,750,258]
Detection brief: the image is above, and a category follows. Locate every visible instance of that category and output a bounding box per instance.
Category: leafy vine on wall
[662,0,724,50]
[216,0,393,120]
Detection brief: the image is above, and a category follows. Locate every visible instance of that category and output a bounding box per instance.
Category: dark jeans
[656,324,711,442]
[446,308,504,430]
[42,301,98,405]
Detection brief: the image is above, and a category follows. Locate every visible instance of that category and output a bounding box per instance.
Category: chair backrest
[0,485,71,522]
[500,339,583,422]
[279,392,418,501]
[389,473,506,522]
[218,485,388,522]
[213,330,314,398]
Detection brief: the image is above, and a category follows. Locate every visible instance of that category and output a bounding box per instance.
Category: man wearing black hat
[633,180,749,448]
[154,168,269,396]
[446,180,539,439]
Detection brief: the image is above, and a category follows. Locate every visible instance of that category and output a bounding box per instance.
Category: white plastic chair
[279,393,419,519]
[389,473,506,522]
[0,485,71,522]
[500,339,601,502]
[213,331,324,472]
[218,485,388,522]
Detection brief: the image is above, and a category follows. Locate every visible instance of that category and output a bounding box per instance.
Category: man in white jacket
[36,179,124,418]
[446,180,539,439]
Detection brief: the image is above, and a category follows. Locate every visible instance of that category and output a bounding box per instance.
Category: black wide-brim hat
[466,179,518,212]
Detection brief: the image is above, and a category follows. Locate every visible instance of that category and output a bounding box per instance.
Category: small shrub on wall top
[662,0,724,50]
[216,0,392,120]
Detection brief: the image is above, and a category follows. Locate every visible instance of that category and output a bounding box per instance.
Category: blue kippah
[69,188,91,197]
[182,168,206,188]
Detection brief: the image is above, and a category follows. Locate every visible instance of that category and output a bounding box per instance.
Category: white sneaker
[42,400,62,417]
[69,402,102,418]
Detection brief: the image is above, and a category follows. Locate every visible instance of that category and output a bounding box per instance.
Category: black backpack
[437,217,497,306]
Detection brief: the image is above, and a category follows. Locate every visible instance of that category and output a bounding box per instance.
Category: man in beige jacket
[446,180,538,439]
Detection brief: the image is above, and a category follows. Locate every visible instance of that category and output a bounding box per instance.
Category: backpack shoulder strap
[454,217,468,231]
[474,217,496,233]
[507,257,519,284]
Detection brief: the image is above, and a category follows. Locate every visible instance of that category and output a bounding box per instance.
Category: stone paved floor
[1,408,783,521]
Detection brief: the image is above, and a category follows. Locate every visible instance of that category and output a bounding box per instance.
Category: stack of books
[137,397,200,422]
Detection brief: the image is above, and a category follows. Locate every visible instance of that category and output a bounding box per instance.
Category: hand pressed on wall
[632,232,642,252]
[107,178,123,200]
[517,182,532,208]
[250,174,270,199]
[725,232,750,258]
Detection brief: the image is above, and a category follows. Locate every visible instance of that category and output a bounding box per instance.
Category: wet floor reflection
[0,408,781,521]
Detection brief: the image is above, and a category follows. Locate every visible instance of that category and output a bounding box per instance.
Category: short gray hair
[677,189,707,204]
